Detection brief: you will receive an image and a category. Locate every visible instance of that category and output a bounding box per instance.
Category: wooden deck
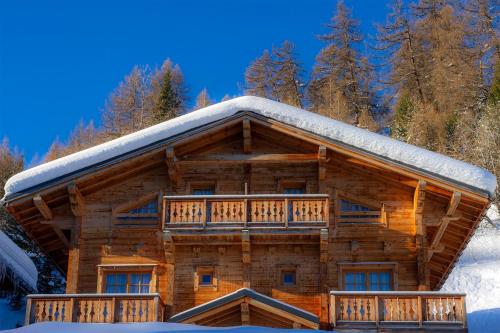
[25,293,164,325]
[330,291,467,331]
[162,194,329,230]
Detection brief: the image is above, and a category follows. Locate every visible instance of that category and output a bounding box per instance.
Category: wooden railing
[163,194,329,229]
[331,291,467,330]
[25,293,164,325]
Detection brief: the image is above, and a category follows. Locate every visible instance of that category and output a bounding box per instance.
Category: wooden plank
[243,119,252,154]
[33,195,53,220]
[179,153,318,164]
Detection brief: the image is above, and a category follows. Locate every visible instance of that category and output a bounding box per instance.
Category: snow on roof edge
[0,231,38,291]
[2,96,497,201]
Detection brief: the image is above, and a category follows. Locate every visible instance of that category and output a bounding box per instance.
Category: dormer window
[113,193,160,227]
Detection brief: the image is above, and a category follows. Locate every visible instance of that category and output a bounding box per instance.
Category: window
[97,264,157,294]
[113,193,160,226]
[343,271,392,291]
[282,270,296,286]
[283,187,305,195]
[195,266,218,291]
[279,266,298,288]
[192,188,215,195]
[336,194,385,224]
[104,272,152,294]
[200,273,213,286]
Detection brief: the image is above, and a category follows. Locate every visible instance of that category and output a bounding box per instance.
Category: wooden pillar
[242,230,251,288]
[66,216,82,293]
[414,180,429,290]
[163,231,175,318]
[319,228,329,327]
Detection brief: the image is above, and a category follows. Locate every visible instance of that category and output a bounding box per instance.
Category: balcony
[330,291,467,331]
[25,293,164,325]
[162,194,329,230]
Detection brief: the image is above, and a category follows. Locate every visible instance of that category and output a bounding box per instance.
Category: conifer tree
[488,59,500,104]
[152,60,187,123]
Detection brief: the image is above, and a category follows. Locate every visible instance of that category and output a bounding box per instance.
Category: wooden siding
[6,114,490,330]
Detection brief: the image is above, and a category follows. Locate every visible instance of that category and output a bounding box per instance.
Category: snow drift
[0,231,37,291]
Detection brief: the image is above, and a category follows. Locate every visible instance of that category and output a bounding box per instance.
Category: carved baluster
[366,298,371,321]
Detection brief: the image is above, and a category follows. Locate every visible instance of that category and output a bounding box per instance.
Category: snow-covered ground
[1,322,323,333]
[441,205,500,332]
[0,299,25,330]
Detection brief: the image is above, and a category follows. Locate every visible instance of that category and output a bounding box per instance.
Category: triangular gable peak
[168,288,319,329]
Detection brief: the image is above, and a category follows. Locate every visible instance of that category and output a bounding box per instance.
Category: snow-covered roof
[0,231,37,291]
[2,96,497,201]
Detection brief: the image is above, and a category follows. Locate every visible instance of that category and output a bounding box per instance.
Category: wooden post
[241,301,250,325]
[417,296,422,327]
[330,295,336,327]
[374,295,379,328]
[24,297,32,326]
[284,198,289,228]
[66,216,82,293]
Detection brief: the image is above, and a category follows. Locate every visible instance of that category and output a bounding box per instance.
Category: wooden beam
[429,192,462,258]
[165,147,179,188]
[51,225,70,248]
[33,195,53,220]
[67,183,84,217]
[179,153,318,165]
[447,192,462,216]
[243,119,251,154]
[426,214,462,227]
[414,180,426,231]
[241,301,250,325]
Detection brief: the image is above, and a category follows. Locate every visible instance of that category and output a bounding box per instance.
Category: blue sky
[0,0,389,164]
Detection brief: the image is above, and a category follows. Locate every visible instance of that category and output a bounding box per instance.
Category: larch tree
[271,41,304,107]
[308,1,377,127]
[194,88,213,110]
[102,66,151,137]
[245,50,274,98]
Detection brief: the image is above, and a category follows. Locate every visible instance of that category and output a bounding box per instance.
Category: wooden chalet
[1,96,496,332]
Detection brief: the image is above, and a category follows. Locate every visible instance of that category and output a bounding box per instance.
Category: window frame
[187,181,217,195]
[277,179,309,194]
[338,262,398,291]
[194,266,218,291]
[334,190,387,225]
[96,264,157,294]
[278,265,298,289]
[112,193,162,228]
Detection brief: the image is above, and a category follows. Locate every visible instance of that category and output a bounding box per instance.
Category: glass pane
[200,274,212,285]
[193,189,214,195]
[116,273,127,284]
[283,272,295,285]
[115,284,126,293]
[355,272,366,291]
[105,284,115,293]
[284,188,305,194]
[130,274,140,284]
[379,272,392,291]
[129,285,139,293]
[141,273,151,284]
[106,274,115,285]
[129,200,158,214]
[141,285,150,293]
